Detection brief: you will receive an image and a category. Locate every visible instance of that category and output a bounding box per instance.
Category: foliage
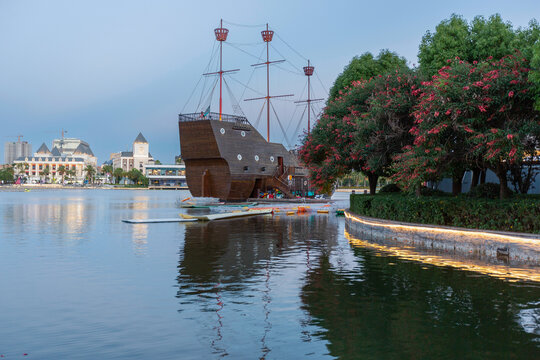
[57,165,67,183]
[531,40,540,110]
[378,183,401,193]
[350,193,540,234]
[0,167,14,183]
[329,50,408,101]
[300,69,420,194]
[84,165,96,183]
[391,55,540,198]
[418,14,540,77]
[418,14,471,76]
[467,182,505,199]
[101,165,113,176]
[126,169,149,187]
[113,168,124,184]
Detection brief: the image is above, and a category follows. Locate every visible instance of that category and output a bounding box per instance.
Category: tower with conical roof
[132,132,152,172]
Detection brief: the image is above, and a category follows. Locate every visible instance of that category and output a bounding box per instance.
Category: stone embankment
[345,211,540,267]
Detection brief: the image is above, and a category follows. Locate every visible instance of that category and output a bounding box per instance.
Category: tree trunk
[451,171,464,196]
[495,164,510,199]
[470,168,480,190]
[367,173,379,195]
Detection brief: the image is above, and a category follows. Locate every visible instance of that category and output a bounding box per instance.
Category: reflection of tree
[301,249,540,359]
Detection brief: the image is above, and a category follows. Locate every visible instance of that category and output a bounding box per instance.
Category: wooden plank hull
[179,115,313,201]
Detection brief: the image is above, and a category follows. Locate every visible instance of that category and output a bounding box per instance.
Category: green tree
[419,14,539,77]
[154,160,162,165]
[57,165,66,184]
[469,14,515,62]
[531,40,540,110]
[418,14,471,76]
[0,166,14,183]
[125,168,148,186]
[329,50,408,101]
[40,166,50,183]
[101,164,113,183]
[113,168,124,184]
[13,162,28,177]
[67,169,76,182]
[84,165,96,184]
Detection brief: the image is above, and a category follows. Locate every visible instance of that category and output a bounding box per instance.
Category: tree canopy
[328,50,408,101]
[419,14,540,77]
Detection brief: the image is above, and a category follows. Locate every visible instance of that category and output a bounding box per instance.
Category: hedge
[350,194,540,234]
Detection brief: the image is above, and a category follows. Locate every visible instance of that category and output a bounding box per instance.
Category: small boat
[317,209,329,214]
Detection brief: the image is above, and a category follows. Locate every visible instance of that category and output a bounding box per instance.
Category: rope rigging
[181,20,328,145]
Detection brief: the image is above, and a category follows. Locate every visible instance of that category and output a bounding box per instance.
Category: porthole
[241,131,246,137]
[220,128,225,135]
[254,155,259,161]
[270,156,275,162]
[237,154,242,160]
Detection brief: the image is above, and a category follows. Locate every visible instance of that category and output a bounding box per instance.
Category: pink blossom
[508,91,514,97]
[507,134,514,140]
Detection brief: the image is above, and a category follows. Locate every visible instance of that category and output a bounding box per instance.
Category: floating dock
[123,208,272,224]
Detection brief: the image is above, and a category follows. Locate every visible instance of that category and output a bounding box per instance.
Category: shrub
[419,186,449,197]
[378,183,401,193]
[349,193,540,233]
[468,182,510,199]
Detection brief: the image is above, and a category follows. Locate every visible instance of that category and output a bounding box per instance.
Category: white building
[111,133,154,172]
[4,139,31,165]
[13,137,97,184]
[146,164,187,188]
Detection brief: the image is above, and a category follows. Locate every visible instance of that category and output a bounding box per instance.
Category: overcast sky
[1,0,539,164]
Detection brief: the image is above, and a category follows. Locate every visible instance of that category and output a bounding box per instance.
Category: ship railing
[178,112,251,125]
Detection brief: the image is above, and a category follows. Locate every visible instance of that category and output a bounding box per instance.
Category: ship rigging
[178,20,327,201]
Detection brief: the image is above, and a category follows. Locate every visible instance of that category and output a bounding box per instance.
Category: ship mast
[203,20,238,121]
[245,24,293,142]
[295,60,323,134]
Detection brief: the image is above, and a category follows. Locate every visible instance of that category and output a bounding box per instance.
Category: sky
[1,0,539,164]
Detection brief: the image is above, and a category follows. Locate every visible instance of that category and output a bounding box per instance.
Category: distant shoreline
[0,184,189,191]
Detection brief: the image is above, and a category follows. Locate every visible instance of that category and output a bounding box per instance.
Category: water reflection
[129,196,151,255]
[301,237,540,359]
[345,230,540,283]
[2,195,91,243]
[176,215,338,358]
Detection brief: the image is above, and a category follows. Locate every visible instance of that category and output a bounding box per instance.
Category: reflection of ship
[178,21,322,201]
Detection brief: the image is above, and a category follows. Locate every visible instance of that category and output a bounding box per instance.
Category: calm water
[0,189,539,359]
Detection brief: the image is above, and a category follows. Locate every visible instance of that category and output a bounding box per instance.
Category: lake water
[0,189,539,359]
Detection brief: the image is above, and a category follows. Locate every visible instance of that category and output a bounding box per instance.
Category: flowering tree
[300,70,420,194]
[353,70,420,191]
[300,79,375,193]
[329,50,408,102]
[393,55,540,198]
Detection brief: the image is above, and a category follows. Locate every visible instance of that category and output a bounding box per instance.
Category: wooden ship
[178,21,322,201]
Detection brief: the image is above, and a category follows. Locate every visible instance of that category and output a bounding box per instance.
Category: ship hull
[178,114,312,201]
